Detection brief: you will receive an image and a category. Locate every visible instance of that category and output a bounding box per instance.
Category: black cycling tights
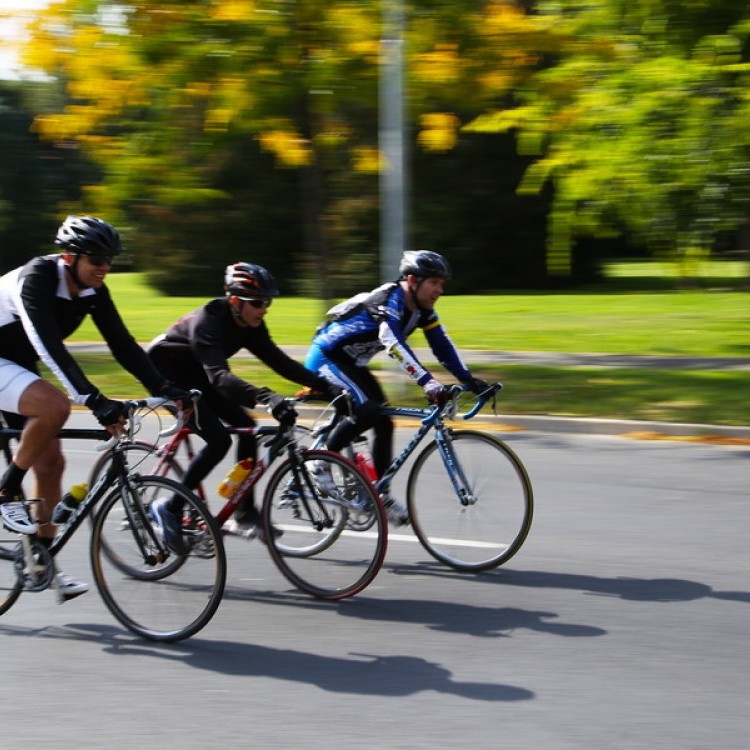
[323,365,393,479]
[181,403,256,493]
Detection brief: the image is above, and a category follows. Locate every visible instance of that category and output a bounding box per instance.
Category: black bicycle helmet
[55,215,123,256]
[398,250,452,280]
[224,262,280,298]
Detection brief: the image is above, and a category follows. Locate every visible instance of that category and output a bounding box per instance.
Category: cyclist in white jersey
[0,216,189,599]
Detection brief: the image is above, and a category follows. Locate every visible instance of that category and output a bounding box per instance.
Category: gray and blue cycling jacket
[306,281,471,386]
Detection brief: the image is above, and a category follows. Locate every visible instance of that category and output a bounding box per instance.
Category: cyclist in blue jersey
[304,250,488,526]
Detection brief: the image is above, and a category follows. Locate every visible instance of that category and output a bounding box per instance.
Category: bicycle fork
[285,454,339,531]
[119,477,170,565]
[434,428,477,507]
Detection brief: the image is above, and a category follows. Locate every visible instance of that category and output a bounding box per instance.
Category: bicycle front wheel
[90,475,226,642]
[0,533,23,616]
[263,450,387,600]
[407,431,533,572]
[87,441,186,545]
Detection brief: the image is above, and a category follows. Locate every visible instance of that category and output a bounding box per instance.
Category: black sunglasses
[240,297,272,309]
[86,254,115,267]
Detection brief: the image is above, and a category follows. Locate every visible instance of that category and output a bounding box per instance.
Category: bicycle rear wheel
[262,450,387,600]
[0,533,22,616]
[90,475,226,642]
[407,431,533,572]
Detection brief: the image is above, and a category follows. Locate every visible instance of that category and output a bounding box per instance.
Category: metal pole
[379,0,406,284]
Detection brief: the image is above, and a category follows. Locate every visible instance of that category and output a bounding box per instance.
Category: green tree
[19,0,560,294]
[21,1,386,296]
[466,0,750,278]
[0,81,91,273]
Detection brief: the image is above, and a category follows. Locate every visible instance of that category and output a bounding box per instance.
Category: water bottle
[217,458,254,498]
[353,440,377,483]
[52,482,88,525]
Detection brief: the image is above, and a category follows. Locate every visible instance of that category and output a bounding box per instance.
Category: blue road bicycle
[301,383,534,573]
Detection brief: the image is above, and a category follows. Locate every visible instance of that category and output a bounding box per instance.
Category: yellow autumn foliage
[418,112,460,152]
[258,130,312,167]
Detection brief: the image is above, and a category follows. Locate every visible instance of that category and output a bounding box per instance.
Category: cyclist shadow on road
[224,585,606,640]
[334,597,606,639]
[0,622,533,702]
[385,562,750,604]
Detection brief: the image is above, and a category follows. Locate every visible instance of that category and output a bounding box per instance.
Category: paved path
[67,343,750,439]
[69,343,750,370]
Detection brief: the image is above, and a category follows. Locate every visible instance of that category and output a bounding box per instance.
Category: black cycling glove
[464,376,490,395]
[159,382,194,406]
[317,381,346,402]
[86,393,127,428]
[265,392,297,424]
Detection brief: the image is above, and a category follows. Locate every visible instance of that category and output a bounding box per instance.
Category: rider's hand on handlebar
[422,378,451,405]
[159,382,195,417]
[86,393,127,433]
[463,376,490,395]
[318,381,346,403]
[266,393,297,425]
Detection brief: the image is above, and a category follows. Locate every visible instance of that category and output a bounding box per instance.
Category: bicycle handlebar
[94,389,202,451]
[460,382,503,420]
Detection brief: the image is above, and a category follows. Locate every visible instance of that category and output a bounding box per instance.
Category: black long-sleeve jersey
[0,254,166,404]
[150,297,330,408]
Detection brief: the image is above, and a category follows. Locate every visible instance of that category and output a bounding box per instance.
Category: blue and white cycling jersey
[307,281,471,387]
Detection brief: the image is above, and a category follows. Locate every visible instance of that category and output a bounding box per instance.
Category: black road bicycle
[0,398,227,642]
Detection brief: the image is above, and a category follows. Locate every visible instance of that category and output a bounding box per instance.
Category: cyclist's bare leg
[9,380,69,536]
[11,379,69,470]
[30,439,65,539]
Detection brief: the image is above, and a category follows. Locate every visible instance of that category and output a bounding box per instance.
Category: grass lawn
[69,267,750,358]
[51,264,750,426]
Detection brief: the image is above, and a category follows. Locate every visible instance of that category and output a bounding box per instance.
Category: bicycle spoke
[91,475,226,641]
[407,431,533,572]
[263,450,387,599]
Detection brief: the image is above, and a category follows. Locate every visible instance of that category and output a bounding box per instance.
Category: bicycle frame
[1,418,178,566]
[309,385,499,501]
[1,425,111,557]
[142,423,290,525]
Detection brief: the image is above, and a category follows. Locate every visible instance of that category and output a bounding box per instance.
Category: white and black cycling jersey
[0,254,166,405]
[311,281,470,386]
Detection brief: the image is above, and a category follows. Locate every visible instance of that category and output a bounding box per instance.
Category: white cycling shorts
[0,358,40,413]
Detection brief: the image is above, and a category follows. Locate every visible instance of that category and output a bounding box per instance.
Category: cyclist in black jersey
[304,250,488,526]
[147,262,342,546]
[0,215,190,599]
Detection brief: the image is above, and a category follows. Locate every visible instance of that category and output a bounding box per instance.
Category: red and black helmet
[224,262,279,299]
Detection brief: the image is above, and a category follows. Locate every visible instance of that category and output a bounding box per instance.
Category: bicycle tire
[87,441,185,543]
[262,449,387,600]
[87,440,165,485]
[0,534,23,616]
[407,431,533,572]
[90,474,226,642]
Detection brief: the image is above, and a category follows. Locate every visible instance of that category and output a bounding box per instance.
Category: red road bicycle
[88,399,387,600]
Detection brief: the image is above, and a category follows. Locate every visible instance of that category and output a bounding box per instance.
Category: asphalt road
[1,414,747,749]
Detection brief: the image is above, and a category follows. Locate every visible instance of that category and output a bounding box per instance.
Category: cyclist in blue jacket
[304,250,488,525]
